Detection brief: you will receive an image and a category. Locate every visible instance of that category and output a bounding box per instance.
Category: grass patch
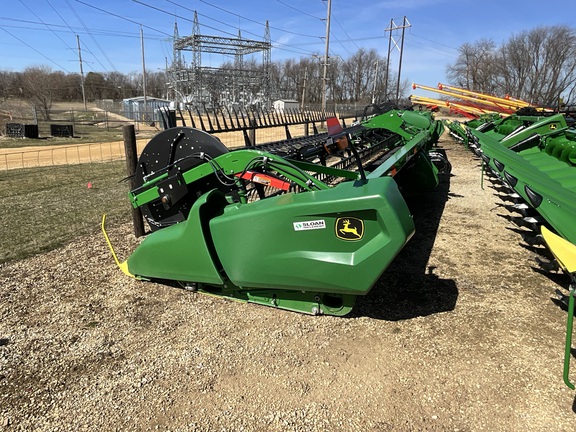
[0,162,133,263]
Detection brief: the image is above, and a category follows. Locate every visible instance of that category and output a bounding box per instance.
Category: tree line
[1,24,575,120]
[446,25,576,106]
[0,47,400,120]
[0,67,167,120]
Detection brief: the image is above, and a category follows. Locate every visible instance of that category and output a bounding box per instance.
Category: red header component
[326,117,344,137]
[236,171,291,191]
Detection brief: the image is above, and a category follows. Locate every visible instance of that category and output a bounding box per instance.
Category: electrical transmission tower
[167,12,272,110]
[384,16,411,104]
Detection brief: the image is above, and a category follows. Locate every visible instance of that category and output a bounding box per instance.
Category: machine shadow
[351,170,458,320]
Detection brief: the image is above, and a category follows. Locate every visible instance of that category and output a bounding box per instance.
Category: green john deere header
[104,109,447,316]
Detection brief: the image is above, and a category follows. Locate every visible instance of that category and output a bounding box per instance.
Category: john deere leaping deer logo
[335,217,364,241]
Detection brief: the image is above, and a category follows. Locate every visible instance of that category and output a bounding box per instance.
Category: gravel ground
[1,124,575,431]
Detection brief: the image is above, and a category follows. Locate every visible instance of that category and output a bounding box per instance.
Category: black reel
[134,127,234,231]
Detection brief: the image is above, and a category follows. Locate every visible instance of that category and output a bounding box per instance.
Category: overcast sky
[1,0,574,97]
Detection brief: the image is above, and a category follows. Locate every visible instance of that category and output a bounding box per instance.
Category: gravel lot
[1,123,575,431]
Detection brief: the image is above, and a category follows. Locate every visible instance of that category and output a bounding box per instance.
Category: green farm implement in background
[465,114,576,244]
[445,110,576,389]
[104,108,447,316]
[542,226,576,390]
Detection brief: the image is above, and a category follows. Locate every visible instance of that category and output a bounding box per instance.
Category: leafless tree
[0,71,14,107]
[145,71,168,99]
[19,66,66,120]
[339,48,380,103]
[84,71,106,101]
[447,25,576,106]
[0,44,415,113]
[498,25,576,105]
[446,39,498,93]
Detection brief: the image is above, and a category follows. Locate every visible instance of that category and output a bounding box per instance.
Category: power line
[45,0,99,73]
[0,17,165,41]
[78,38,107,72]
[164,0,273,46]
[329,1,360,52]
[327,32,353,57]
[136,0,319,57]
[74,0,172,37]
[405,39,459,59]
[65,0,116,72]
[45,0,95,72]
[167,2,269,42]
[272,44,318,57]
[191,0,320,38]
[275,0,322,21]
[132,0,239,38]
[410,33,460,52]
[0,26,71,72]
[19,0,74,52]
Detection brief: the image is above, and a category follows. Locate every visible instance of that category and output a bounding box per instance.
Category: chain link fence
[1,100,365,170]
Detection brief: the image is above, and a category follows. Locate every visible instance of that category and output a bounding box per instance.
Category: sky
[1,0,575,98]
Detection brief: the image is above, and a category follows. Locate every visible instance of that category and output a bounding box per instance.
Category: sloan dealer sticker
[293,219,326,231]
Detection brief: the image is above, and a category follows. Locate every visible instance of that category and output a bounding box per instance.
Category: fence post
[249,118,256,146]
[123,125,145,237]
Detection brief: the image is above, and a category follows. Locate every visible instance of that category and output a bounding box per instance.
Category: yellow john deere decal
[335,217,364,241]
[550,123,558,130]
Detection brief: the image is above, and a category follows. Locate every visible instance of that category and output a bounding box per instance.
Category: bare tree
[144,71,167,99]
[446,39,498,93]
[0,71,14,107]
[498,25,576,105]
[447,25,576,106]
[0,41,423,113]
[84,72,106,101]
[50,73,82,102]
[103,71,134,99]
[19,66,65,120]
[339,48,379,103]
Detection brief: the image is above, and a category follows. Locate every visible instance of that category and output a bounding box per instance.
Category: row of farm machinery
[103,86,575,388]
[445,113,576,389]
[431,81,576,389]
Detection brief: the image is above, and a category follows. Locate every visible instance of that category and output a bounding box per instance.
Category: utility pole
[395,16,409,104]
[384,16,411,104]
[384,18,392,101]
[76,35,87,111]
[301,68,308,112]
[140,26,148,122]
[321,0,332,119]
[371,60,379,104]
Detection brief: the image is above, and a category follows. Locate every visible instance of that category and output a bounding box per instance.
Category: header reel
[134,128,233,231]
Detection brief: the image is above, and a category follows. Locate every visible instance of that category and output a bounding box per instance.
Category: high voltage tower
[384,16,411,104]
[166,11,272,110]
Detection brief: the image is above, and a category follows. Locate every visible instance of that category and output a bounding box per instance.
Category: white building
[273,99,300,113]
